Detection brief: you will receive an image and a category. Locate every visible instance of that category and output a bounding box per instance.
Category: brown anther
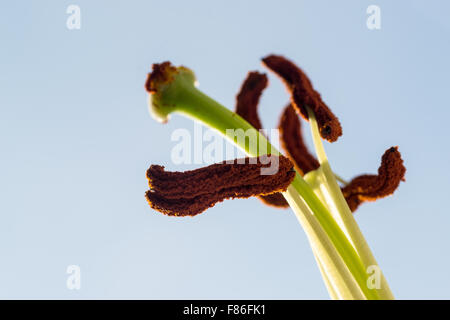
[258,192,290,208]
[145,155,295,216]
[235,72,289,208]
[262,55,342,142]
[279,104,320,175]
[236,71,268,130]
[341,147,406,212]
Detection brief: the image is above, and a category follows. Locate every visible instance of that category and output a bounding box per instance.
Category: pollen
[262,55,342,142]
[145,155,295,216]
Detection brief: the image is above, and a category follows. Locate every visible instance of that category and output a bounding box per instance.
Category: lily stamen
[146,155,295,216]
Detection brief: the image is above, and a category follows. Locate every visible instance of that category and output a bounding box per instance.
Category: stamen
[279,104,320,175]
[145,155,295,216]
[236,71,268,130]
[341,147,406,212]
[262,55,342,142]
[258,192,290,208]
[235,72,289,208]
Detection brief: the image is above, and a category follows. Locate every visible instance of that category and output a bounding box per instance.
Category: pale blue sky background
[1,0,449,299]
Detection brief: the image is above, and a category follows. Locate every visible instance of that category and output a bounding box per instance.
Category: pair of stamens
[235,70,320,208]
[235,56,405,212]
[145,55,406,216]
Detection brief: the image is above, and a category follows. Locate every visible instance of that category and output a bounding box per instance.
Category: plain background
[1,0,449,299]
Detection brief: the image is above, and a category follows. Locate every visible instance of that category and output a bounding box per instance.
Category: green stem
[283,186,365,299]
[306,108,394,299]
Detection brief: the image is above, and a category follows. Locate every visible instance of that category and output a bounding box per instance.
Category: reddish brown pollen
[262,55,342,142]
[235,71,289,208]
[146,155,295,216]
[145,61,176,94]
[341,147,406,212]
[279,104,320,175]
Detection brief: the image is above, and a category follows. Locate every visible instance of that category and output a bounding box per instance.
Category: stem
[290,176,379,299]
[283,186,365,300]
[307,108,394,299]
